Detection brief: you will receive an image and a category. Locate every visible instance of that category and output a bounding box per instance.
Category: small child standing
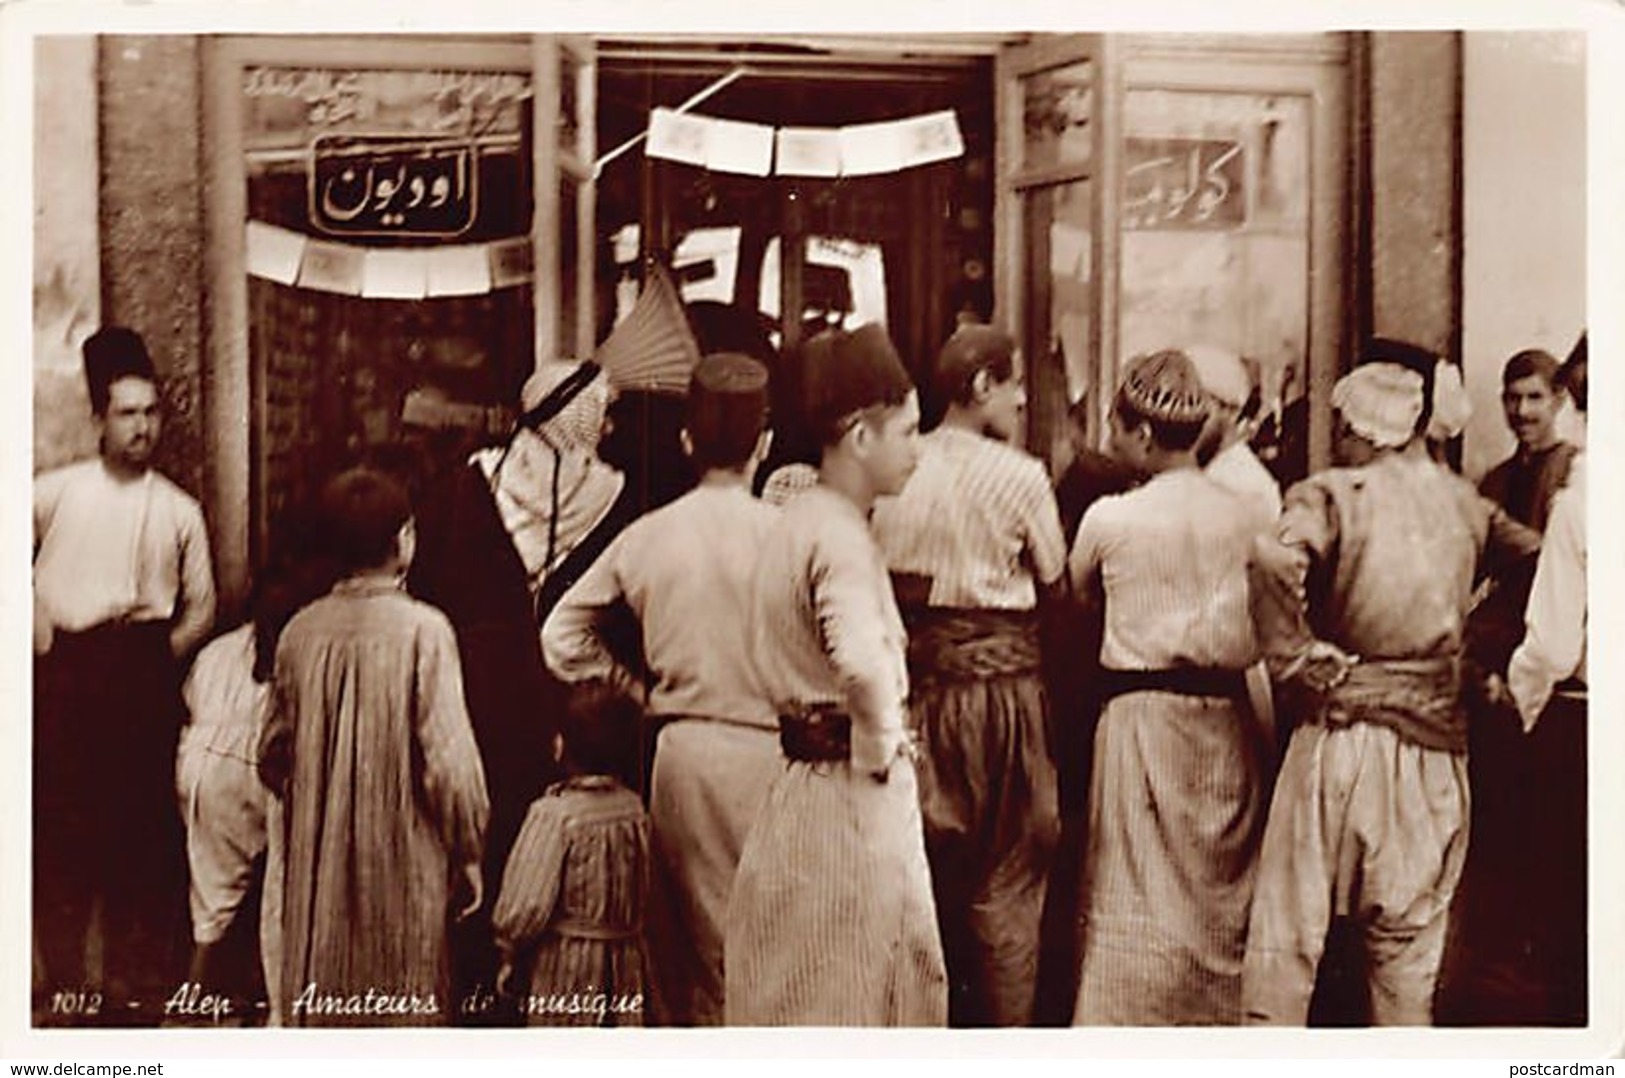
[493,681,650,1027]
[175,564,319,1018]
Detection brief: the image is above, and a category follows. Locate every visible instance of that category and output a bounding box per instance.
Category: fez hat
[82,325,157,408]
[933,324,1016,406]
[687,352,770,445]
[1117,349,1210,426]
[1332,362,1424,449]
[801,324,915,437]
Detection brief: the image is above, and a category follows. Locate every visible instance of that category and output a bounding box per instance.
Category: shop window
[238,63,536,563]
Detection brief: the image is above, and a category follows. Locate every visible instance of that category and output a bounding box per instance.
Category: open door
[995,35,1119,472]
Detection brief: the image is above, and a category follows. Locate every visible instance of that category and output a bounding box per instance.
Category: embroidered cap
[1118,349,1211,425]
[1332,362,1424,448]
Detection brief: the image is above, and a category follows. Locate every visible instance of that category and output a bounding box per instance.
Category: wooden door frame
[1119,33,1350,474]
[995,33,1351,473]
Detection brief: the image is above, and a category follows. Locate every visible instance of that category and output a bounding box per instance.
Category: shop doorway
[594,41,996,462]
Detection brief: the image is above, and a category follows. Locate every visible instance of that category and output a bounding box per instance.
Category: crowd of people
[30,314,1588,1029]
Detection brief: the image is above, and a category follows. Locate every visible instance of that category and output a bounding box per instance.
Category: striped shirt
[543,483,779,729]
[747,484,910,774]
[872,427,1067,611]
[1069,467,1267,671]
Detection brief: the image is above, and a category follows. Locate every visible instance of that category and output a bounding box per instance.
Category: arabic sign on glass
[1123,138,1246,230]
[245,68,530,150]
[309,135,478,237]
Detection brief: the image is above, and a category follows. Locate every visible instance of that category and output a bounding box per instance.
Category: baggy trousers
[1241,721,1470,1026]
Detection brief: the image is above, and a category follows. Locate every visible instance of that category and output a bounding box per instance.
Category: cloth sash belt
[551,916,641,942]
[901,606,1043,686]
[1317,655,1465,754]
[1098,665,1248,704]
[777,708,852,764]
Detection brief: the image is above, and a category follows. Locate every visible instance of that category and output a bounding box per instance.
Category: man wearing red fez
[725,324,948,1026]
[542,352,781,1026]
[33,325,217,1020]
[1243,359,1539,1026]
[1067,350,1273,1025]
[870,325,1067,1027]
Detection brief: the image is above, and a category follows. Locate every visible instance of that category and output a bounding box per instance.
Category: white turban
[1332,363,1424,449]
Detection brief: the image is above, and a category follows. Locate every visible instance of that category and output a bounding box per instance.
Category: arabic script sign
[1123,137,1245,230]
[309,135,477,238]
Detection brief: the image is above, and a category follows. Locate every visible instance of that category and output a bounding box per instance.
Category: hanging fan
[593,261,703,397]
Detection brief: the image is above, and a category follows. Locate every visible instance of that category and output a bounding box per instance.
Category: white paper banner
[897,110,966,169]
[776,127,842,177]
[245,221,305,285]
[362,249,428,300]
[838,120,907,177]
[297,240,366,296]
[646,108,964,178]
[647,107,709,167]
[705,116,775,176]
[426,244,493,297]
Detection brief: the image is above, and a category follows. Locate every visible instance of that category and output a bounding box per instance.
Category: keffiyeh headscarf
[473,359,624,593]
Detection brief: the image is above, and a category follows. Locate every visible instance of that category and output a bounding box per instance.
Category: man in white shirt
[33,326,216,1022]
[1502,336,1587,1025]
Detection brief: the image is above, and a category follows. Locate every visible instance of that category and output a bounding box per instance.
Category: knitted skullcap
[1118,349,1210,425]
[1332,362,1424,449]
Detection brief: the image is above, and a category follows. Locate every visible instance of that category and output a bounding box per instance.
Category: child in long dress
[493,681,649,1027]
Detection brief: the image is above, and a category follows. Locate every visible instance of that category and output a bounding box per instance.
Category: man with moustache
[33,326,217,1020]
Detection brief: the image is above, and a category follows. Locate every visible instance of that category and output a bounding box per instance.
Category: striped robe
[492,777,649,1026]
[262,577,488,1026]
[1067,467,1272,1025]
[725,485,948,1027]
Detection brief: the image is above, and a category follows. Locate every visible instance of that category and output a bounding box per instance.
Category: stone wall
[97,35,207,499]
[33,36,101,475]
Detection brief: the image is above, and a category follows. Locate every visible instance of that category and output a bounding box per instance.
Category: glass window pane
[1118,89,1311,482]
[1022,177,1093,465]
[1022,61,1094,172]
